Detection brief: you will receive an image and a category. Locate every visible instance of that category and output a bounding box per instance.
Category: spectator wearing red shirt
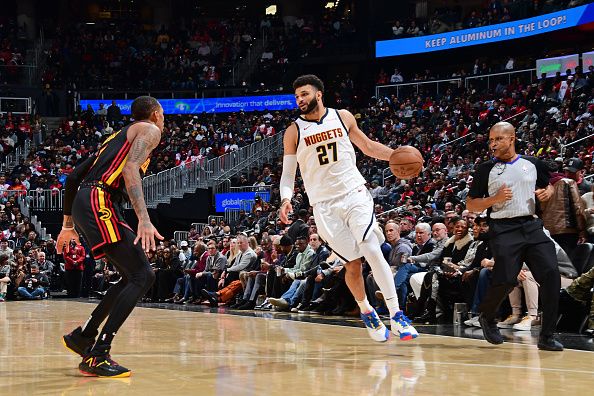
[64,240,85,298]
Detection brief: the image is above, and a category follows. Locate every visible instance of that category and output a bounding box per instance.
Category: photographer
[17,264,49,300]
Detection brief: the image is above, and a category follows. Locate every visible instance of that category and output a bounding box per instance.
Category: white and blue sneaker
[391,311,418,340]
[361,309,390,342]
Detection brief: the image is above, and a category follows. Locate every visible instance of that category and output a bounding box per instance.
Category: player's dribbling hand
[56,228,80,254]
[495,183,513,203]
[134,220,164,252]
[279,199,293,224]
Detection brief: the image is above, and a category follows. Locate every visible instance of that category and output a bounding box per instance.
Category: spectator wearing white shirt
[390,68,403,83]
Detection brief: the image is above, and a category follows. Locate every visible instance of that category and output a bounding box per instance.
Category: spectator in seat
[541,157,587,258]
[395,222,434,308]
[269,235,314,311]
[17,264,49,299]
[581,184,594,243]
[34,251,54,279]
[563,266,594,337]
[106,100,122,125]
[287,209,310,242]
[220,234,256,285]
[0,237,13,259]
[0,255,11,301]
[153,247,183,303]
[258,235,296,308]
[178,240,192,265]
[496,266,540,331]
[408,222,448,300]
[292,233,330,312]
[193,240,227,302]
[367,222,412,309]
[63,239,85,298]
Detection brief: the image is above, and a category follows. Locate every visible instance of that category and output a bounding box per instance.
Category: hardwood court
[1,301,593,396]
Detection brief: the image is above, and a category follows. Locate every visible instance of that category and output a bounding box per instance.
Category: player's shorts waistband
[80,181,124,200]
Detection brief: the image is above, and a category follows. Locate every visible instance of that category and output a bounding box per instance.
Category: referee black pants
[479,217,560,337]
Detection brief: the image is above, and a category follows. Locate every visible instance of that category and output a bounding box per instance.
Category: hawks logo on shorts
[98,208,112,221]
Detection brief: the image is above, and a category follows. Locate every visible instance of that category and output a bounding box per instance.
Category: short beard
[301,97,319,114]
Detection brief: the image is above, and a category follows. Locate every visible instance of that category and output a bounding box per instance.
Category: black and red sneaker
[62,326,96,357]
[79,347,131,378]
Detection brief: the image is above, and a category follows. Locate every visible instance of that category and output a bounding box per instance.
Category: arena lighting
[85,22,95,25]
[376,3,594,57]
[325,1,336,9]
[265,5,277,16]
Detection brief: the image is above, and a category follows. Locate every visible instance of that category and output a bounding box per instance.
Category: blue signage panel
[215,192,270,212]
[81,94,297,115]
[376,4,594,57]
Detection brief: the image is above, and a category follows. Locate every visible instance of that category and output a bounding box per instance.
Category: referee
[466,121,563,351]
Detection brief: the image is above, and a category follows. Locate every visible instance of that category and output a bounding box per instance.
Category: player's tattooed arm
[122,124,161,223]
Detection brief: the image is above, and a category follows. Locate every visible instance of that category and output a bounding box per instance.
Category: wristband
[62,226,75,230]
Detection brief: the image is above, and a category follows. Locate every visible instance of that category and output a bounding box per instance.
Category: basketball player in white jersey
[279,75,418,342]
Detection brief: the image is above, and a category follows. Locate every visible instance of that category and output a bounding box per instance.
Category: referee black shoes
[537,335,564,351]
[478,314,504,345]
[62,326,96,357]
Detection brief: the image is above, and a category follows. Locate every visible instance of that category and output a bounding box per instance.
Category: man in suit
[287,209,310,242]
[394,222,435,307]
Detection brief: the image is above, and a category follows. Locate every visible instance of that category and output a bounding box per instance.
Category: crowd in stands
[383,0,588,40]
[42,17,260,91]
[0,16,27,85]
[250,11,359,91]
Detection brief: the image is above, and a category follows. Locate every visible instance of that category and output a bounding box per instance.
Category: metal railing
[1,139,32,173]
[174,231,189,244]
[464,68,536,91]
[25,189,64,211]
[141,132,284,208]
[375,78,461,99]
[224,207,241,226]
[560,133,594,160]
[191,222,209,234]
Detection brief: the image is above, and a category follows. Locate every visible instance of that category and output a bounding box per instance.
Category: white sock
[359,232,401,318]
[357,297,374,314]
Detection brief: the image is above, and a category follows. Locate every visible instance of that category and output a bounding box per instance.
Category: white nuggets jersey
[295,108,366,205]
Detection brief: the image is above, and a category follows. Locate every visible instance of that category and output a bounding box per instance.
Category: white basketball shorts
[312,185,385,262]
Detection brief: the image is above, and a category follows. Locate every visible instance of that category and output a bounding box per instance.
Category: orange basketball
[389,146,424,179]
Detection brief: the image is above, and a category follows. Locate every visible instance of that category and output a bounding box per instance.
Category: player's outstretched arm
[279,123,298,224]
[339,109,392,161]
[123,122,164,252]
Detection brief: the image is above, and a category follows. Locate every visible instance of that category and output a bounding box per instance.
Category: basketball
[389,146,424,179]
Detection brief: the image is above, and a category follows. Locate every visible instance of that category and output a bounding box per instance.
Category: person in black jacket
[17,264,49,299]
[287,209,310,242]
[292,234,330,311]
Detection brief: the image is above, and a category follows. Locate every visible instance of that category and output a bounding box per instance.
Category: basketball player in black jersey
[57,96,165,377]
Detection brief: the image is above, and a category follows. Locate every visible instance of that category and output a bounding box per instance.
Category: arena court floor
[1,301,593,396]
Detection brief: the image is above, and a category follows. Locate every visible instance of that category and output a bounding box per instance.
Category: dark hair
[296,235,308,242]
[131,96,161,120]
[293,74,324,92]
